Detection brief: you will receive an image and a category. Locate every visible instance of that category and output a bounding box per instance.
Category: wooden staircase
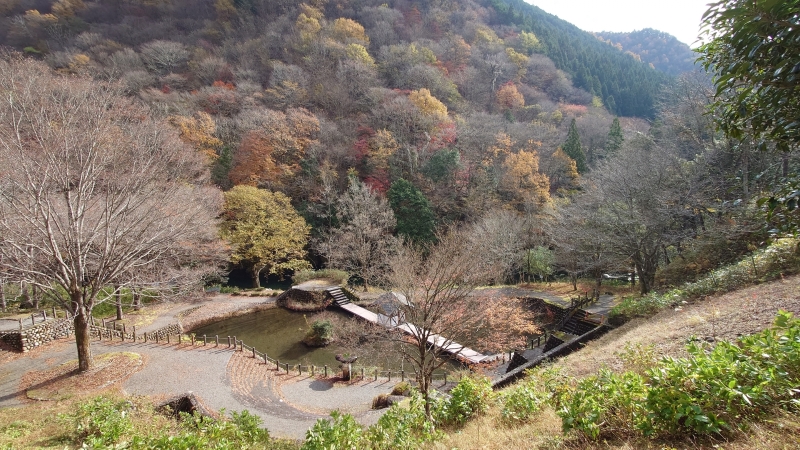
[326,287,351,306]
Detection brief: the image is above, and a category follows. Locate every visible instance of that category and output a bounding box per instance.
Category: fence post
[374,369,377,381]
[132,326,136,342]
[18,319,22,331]
[388,371,391,382]
[155,333,159,344]
[298,364,301,375]
[311,365,315,376]
[264,353,268,365]
[284,363,289,373]
[42,310,46,321]
[31,314,35,326]
[276,359,280,371]
[324,365,328,377]
[240,340,243,352]
[203,335,207,346]
[252,346,256,358]
[401,370,405,382]
[166,333,170,344]
[361,368,365,379]
[228,336,231,348]
[52,306,57,319]
[215,335,219,347]
[144,332,147,343]
[191,334,195,346]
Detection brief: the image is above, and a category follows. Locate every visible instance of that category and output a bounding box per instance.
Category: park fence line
[88,323,457,385]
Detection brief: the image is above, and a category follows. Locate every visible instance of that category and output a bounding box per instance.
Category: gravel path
[0,295,390,440]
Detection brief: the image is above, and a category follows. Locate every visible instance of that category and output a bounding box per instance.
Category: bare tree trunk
[132,289,141,311]
[31,284,40,310]
[0,283,5,312]
[251,267,261,288]
[72,291,93,372]
[115,286,123,320]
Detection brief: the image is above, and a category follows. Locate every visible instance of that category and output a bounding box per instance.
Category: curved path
[0,295,388,440]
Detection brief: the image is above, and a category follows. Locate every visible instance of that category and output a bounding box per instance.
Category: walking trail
[0,294,385,440]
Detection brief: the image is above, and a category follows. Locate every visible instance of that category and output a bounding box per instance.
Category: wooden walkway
[327,288,494,364]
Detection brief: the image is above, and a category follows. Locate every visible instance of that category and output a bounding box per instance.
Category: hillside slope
[597,28,698,76]
[431,274,800,449]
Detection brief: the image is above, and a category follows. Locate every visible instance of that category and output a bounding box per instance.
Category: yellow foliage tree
[501,148,550,209]
[168,112,223,163]
[220,186,311,288]
[330,18,369,46]
[408,88,448,122]
[344,43,376,67]
[544,147,580,192]
[505,47,529,80]
[51,0,85,18]
[519,31,542,54]
[214,0,237,24]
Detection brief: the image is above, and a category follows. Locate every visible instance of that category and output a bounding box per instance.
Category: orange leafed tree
[229,108,320,192]
[496,81,525,111]
[169,112,222,163]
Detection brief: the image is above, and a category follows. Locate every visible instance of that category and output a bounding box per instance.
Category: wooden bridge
[327,287,495,364]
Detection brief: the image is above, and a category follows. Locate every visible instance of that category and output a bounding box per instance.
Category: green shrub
[367,393,442,449]
[131,410,276,450]
[642,310,800,436]
[64,396,134,448]
[552,311,800,440]
[557,369,648,439]
[303,320,334,347]
[302,411,364,450]
[500,380,549,424]
[293,269,350,286]
[438,375,494,426]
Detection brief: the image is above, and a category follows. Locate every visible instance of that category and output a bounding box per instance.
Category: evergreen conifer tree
[563,119,588,173]
[606,117,624,155]
[387,179,436,245]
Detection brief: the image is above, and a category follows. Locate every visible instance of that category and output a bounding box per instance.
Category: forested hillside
[0,0,664,245]
[0,0,790,294]
[597,28,698,76]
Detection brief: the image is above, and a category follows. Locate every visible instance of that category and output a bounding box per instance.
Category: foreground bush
[549,311,800,440]
[60,397,291,450]
[302,377,494,449]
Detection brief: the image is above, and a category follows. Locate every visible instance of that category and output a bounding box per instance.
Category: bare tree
[388,225,513,420]
[318,178,398,291]
[0,54,223,372]
[140,40,189,76]
[573,135,696,294]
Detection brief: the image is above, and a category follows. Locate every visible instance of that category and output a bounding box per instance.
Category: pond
[193,307,344,368]
[191,306,457,373]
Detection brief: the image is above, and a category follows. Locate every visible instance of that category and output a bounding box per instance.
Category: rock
[157,392,216,420]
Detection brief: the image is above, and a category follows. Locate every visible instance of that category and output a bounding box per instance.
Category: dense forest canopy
[596,28,698,76]
[0,0,795,296]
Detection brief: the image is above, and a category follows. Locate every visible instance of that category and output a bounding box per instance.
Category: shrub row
[501,311,800,441]
[612,238,800,318]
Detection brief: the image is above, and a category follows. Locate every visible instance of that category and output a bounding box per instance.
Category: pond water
[192,306,462,373]
[193,307,344,368]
